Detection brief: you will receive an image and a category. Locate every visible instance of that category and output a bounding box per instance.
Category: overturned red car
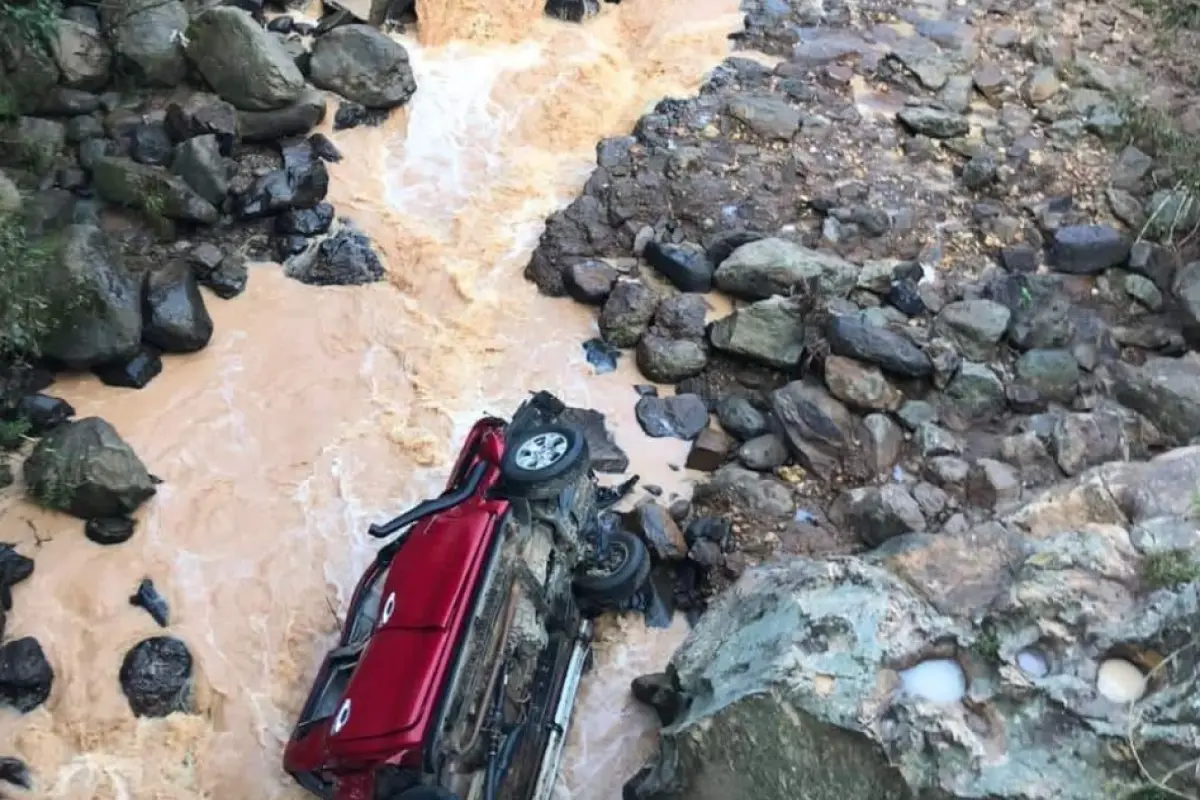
[283,391,651,800]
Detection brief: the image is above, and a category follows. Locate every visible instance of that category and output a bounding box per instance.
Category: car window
[345,568,386,645]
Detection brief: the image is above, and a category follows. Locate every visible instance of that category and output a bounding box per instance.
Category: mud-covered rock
[119,636,194,717]
[23,418,155,519]
[691,464,794,518]
[142,261,214,353]
[709,296,806,368]
[0,637,53,713]
[635,394,709,440]
[600,280,658,347]
[713,238,856,301]
[637,334,708,384]
[283,225,385,286]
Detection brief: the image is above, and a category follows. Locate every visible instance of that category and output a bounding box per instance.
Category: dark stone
[192,250,248,300]
[885,279,925,316]
[93,346,163,389]
[558,406,629,473]
[14,394,75,434]
[545,0,601,21]
[165,95,238,155]
[235,144,329,219]
[0,546,33,605]
[600,281,658,348]
[0,757,30,790]
[715,394,767,440]
[266,15,294,33]
[826,315,933,378]
[0,637,53,713]
[129,577,170,627]
[829,484,926,548]
[706,231,763,266]
[119,636,194,717]
[643,241,715,292]
[286,226,385,286]
[770,380,856,479]
[85,516,137,545]
[684,516,732,547]
[142,261,214,353]
[1049,225,1131,274]
[308,132,342,162]
[275,234,309,261]
[238,86,327,142]
[1001,243,1039,273]
[634,394,709,440]
[276,202,335,236]
[1006,383,1046,414]
[564,260,618,305]
[333,101,389,131]
[130,123,174,166]
[631,672,685,726]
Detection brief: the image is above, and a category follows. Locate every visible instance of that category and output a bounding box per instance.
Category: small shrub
[0,418,30,450]
[0,0,62,50]
[1141,550,1200,590]
[1133,0,1200,31]
[0,212,92,361]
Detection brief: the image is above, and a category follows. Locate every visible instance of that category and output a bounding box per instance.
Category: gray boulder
[709,296,806,368]
[1110,356,1200,445]
[770,380,856,479]
[91,157,219,224]
[713,238,857,301]
[23,417,156,518]
[49,19,112,91]
[308,25,417,109]
[185,7,305,111]
[628,482,1200,800]
[41,225,142,369]
[238,86,327,142]
[100,0,190,87]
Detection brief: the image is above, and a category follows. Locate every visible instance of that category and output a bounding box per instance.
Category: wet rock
[559,406,628,473]
[23,418,155,519]
[637,334,708,384]
[830,484,925,547]
[1014,349,1080,404]
[0,638,53,713]
[823,355,902,411]
[93,347,163,389]
[129,577,170,627]
[0,547,33,607]
[692,464,794,518]
[545,0,601,22]
[643,241,714,293]
[687,428,734,472]
[652,295,707,341]
[171,134,228,206]
[770,381,855,479]
[967,458,1022,509]
[276,202,335,237]
[142,261,214,353]
[101,0,190,87]
[1001,243,1039,273]
[826,315,932,378]
[0,756,30,790]
[628,503,688,561]
[284,225,385,286]
[1110,357,1200,446]
[632,672,685,726]
[129,123,174,166]
[897,106,969,138]
[309,25,417,108]
[15,394,75,435]
[120,636,194,717]
[309,133,342,163]
[737,433,788,472]
[726,94,801,140]
[861,413,903,476]
[940,362,1006,428]
[40,225,142,370]
[235,147,329,219]
[85,516,138,545]
[333,101,389,130]
[184,7,305,111]
[599,280,658,348]
[564,260,618,305]
[716,395,767,440]
[50,18,112,91]
[191,248,247,300]
[713,238,856,301]
[1049,225,1131,274]
[933,300,1011,361]
[635,394,709,440]
[91,157,219,224]
[1051,410,1127,477]
[238,86,327,142]
[709,296,806,369]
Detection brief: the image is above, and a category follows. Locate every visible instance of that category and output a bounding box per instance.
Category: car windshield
[345,567,386,646]
[306,660,356,724]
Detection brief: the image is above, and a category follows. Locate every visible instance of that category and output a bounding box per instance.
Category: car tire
[499,423,588,501]
[573,529,651,603]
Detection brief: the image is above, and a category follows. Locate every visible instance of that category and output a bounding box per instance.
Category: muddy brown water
[0,0,744,797]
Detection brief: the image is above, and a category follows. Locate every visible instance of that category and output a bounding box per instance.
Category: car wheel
[573,529,650,603]
[499,423,588,500]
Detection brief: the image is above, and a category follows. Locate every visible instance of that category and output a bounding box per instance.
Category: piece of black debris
[85,517,137,546]
[0,756,30,789]
[583,337,620,374]
[129,578,170,627]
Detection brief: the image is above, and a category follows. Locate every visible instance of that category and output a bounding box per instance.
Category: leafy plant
[0,418,31,450]
[0,0,63,50]
[1141,550,1200,590]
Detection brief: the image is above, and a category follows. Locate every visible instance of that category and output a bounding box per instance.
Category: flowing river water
[0,0,743,796]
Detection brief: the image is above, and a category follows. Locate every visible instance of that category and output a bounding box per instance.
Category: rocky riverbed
[522,0,1200,795]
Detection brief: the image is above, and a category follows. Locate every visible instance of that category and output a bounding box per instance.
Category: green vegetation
[0,418,31,450]
[972,623,1001,662]
[0,210,91,362]
[0,0,63,50]
[1133,0,1200,33]
[1141,550,1200,590]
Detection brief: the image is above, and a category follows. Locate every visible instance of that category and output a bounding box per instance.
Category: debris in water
[129,578,170,627]
[596,475,640,509]
[634,384,658,397]
[583,337,621,374]
[85,516,137,546]
[898,658,967,704]
[0,756,30,789]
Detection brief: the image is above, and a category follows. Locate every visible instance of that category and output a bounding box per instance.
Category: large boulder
[0,637,53,713]
[308,25,417,109]
[142,260,214,352]
[100,0,190,87]
[49,18,112,91]
[1109,356,1200,446]
[709,296,806,368]
[40,225,143,369]
[627,485,1200,800]
[119,636,194,717]
[91,157,219,224]
[23,417,156,519]
[184,7,306,111]
[0,22,60,113]
[713,238,857,301]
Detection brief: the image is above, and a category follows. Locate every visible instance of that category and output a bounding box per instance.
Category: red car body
[283,416,511,799]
